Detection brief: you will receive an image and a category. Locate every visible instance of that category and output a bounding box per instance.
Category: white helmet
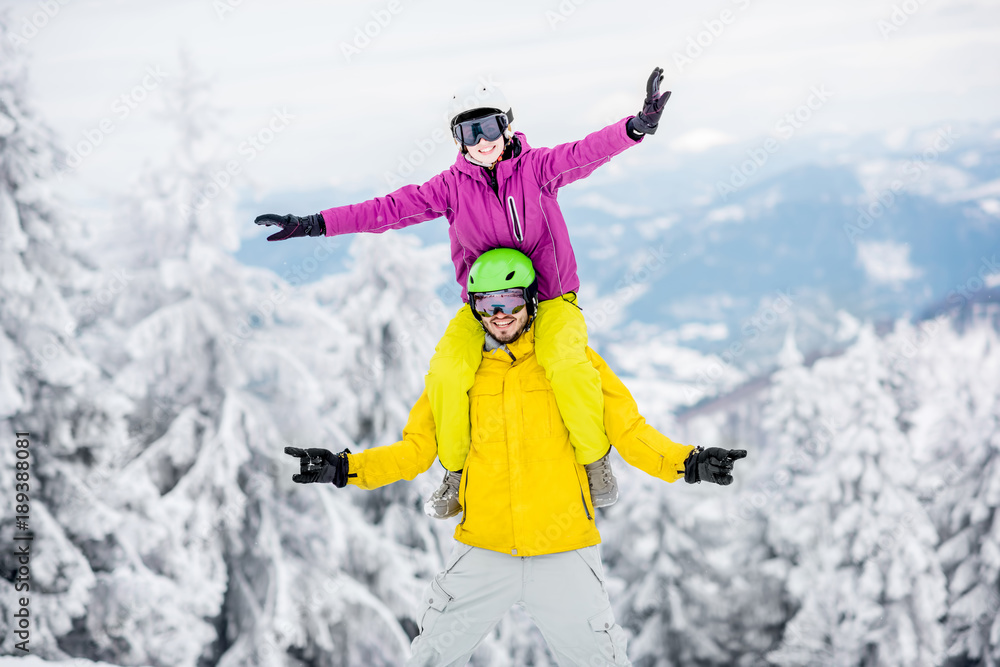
[447,78,515,131]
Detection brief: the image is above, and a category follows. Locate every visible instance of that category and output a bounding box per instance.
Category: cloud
[856,240,921,285]
[669,128,735,153]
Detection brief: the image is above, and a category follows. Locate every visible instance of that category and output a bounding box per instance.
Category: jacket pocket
[588,605,629,666]
[574,546,606,587]
[636,434,665,475]
[470,378,505,446]
[520,373,555,441]
[444,543,475,573]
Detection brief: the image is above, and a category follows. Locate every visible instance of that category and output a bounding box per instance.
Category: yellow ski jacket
[346,328,694,557]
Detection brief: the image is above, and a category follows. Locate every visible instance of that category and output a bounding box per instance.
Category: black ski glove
[284,446,354,487]
[628,67,671,136]
[254,213,326,242]
[683,447,747,486]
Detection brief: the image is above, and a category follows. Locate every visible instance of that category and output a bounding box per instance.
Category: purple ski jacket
[320,117,642,302]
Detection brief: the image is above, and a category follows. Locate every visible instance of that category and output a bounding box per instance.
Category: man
[286,249,746,666]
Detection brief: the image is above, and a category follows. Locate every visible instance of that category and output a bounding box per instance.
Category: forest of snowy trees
[1,16,999,667]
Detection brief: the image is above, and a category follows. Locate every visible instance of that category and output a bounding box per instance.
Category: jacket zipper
[487,167,499,196]
[459,467,470,525]
[507,195,523,242]
[578,475,593,520]
[484,167,523,245]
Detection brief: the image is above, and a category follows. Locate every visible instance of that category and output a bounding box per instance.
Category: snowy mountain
[571,124,1000,356]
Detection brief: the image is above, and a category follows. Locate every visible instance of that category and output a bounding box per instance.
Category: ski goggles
[453,113,509,146]
[472,289,527,318]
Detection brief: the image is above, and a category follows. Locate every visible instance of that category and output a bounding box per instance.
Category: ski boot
[424,470,463,519]
[584,452,619,508]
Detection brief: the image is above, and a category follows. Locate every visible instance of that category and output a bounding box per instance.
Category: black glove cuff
[626,117,645,142]
[331,448,353,488]
[683,447,702,484]
[632,114,658,136]
[305,213,327,237]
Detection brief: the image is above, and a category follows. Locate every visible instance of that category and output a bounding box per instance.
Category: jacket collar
[484,327,536,363]
[453,132,529,179]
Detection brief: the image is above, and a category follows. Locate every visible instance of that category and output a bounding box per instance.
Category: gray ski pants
[406,543,631,666]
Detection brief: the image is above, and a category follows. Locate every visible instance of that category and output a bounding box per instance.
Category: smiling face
[465,136,505,165]
[482,300,529,344]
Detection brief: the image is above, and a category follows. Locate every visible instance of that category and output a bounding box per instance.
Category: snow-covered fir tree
[759,326,948,666]
[0,18,109,659]
[0,46,442,664]
[888,317,1000,665]
[601,414,787,667]
[601,474,729,666]
[75,55,453,666]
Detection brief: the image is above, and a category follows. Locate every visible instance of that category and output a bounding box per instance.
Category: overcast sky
[4,0,999,211]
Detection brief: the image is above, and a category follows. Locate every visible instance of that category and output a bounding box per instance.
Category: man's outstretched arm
[344,390,439,490]
[588,348,746,484]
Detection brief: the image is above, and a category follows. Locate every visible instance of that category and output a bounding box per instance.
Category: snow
[777,322,803,368]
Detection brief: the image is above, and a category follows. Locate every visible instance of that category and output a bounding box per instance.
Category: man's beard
[487,319,526,344]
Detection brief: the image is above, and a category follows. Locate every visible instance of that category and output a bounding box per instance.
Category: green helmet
[467,248,535,294]
[467,248,539,324]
